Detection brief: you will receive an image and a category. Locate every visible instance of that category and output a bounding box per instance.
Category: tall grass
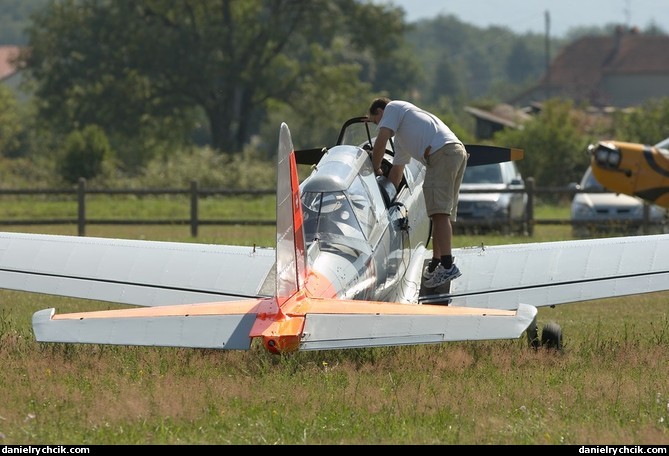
[0,199,667,444]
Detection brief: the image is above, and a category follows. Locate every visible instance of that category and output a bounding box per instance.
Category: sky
[374,0,669,37]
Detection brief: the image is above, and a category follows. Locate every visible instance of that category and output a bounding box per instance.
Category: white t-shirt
[378,100,462,165]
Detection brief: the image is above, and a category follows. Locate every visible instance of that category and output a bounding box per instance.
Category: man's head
[368,97,390,124]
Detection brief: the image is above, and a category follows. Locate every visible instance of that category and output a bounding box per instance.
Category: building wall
[599,74,669,107]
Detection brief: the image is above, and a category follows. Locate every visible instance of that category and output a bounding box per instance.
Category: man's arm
[389,164,405,189]
[371,127,393,174]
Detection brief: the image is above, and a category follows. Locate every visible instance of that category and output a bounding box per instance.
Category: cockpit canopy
[300,145,387,249]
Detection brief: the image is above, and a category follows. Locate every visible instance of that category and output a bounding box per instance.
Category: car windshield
[462,164,503,184]
[582,168,604,190]
[655,137,669,154]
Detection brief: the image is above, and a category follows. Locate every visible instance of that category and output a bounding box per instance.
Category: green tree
[406,16,556,103]
[505,40,541,85]
[0,85,24,157]
[611,97,669,144]
[432,55,465,100]
[21,0,409,164]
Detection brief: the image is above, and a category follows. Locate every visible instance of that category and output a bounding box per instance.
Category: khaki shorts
[423,142,468,220]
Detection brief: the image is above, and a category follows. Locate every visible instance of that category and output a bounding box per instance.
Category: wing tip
[32,307,56,342]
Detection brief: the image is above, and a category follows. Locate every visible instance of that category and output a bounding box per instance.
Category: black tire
[541,322,563,350]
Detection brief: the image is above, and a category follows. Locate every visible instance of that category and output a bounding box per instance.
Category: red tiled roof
[0,45,21,80]
[539,32,669,87]
[516,30,669,107]
[603,35,669,74]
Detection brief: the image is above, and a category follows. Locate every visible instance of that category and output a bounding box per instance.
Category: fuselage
[590,140,669,209]
[299,143,430,304]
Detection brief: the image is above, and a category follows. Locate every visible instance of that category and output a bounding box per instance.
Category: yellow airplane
[589,136,669,209]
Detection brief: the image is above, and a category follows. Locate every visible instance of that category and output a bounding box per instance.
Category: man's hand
[423,146,432,159]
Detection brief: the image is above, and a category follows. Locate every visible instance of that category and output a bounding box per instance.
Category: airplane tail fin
[275,123,308,306]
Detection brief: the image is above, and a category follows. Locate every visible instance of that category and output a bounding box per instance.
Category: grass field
[0,198,667,444]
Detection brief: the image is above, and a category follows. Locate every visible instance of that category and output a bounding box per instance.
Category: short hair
[368,97,391,116]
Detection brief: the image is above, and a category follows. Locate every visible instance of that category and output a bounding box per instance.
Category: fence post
[77,178,86,237]
[642,202,650,234]
[526,177,535,236]
[190,180,199,238]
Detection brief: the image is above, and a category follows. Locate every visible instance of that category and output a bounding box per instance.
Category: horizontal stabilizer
[464,144,524,166]
[294,147,327,165]
[294,300,537,351]
[32,297,537,353]
[32,300,270,350]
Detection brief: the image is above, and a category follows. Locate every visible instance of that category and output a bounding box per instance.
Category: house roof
[542,30,669,86]
[464,104,532,129]
[513,28,669,107]
[0,45,21,81]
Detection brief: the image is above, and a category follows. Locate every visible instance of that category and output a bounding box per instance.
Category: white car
[456,161,528,235]
[570,166,668,237]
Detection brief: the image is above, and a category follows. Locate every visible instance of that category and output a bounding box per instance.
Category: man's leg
[431,213,452,268]
[423,143,465,283]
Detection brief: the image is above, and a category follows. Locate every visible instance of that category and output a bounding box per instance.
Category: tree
[612,97,669,144]
[21,0,409,164]
[0,85,23,157]
[492,99,591,192]
[432,55,465,101]
[506,40,539,85]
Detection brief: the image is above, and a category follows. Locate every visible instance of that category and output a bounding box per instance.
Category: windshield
[462,164,503,184]
[301,191,366,244]
[339,120,376,149]
[581,167,604,190]
[655,136,669,154]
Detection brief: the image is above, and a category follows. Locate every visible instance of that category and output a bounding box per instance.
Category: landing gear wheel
[541,322,563,350]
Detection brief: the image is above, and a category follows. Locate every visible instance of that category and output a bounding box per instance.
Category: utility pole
[545,10,551,100]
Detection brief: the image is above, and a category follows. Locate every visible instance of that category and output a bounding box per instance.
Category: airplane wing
[439,234,669,310]
[0,232,276,306]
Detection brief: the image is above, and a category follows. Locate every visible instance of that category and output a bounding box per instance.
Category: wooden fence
[0,177,660,237]
[0,179,275,237]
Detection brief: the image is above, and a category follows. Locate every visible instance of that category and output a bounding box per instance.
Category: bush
[138,145,276,190]
[58,125,112,183]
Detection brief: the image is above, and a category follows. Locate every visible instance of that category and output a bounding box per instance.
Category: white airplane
[1,117,668,354]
